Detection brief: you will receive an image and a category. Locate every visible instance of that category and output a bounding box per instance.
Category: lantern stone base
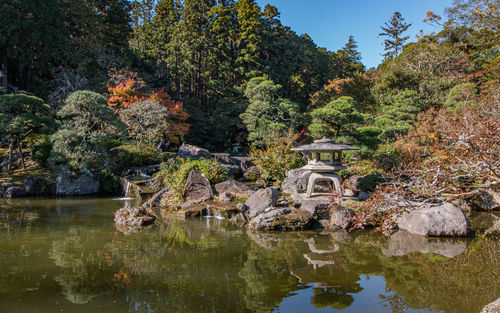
[306,172,342,198]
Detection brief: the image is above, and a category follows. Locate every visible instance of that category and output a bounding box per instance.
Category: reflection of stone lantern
[292,138,359,198]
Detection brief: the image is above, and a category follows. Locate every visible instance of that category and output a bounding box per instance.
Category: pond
[0,198,498,313]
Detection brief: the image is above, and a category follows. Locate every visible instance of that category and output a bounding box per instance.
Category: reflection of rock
[245,187,279,218]
[382,230,469,258]
[470,212,500,236]
[182,170,213,208]
[330,230,353,245]
[398,203,474,237]
[63,292,97,305]
[114,206,156,234]
[246,230,279,249]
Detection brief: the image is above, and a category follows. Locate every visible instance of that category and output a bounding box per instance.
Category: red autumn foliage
[107,78,190,140]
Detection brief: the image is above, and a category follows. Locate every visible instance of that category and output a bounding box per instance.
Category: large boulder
[382,230,468,258]
[214,179,256,197]
[23,176,54,196]
[182,170,213,208]
[481,298,500,313]
[281,168,311,196]
[245,187,279,218]
[212,153,238,165]
[56,169,99,196]
[177,143,213,159]
[397,203,474,237]
[248,208,313,231]
[233,156,255,172]
[221,163,242,178]
[329,208,354,230]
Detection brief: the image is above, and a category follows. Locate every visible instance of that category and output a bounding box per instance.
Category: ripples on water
[0,198,498,313]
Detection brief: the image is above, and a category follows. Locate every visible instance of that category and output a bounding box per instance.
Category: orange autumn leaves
[107,78,189,140]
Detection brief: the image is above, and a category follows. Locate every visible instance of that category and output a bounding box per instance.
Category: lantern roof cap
[291,138,359,152]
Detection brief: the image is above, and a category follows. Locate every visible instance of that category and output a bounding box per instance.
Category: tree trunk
[16,136,26,169]
[7,138,14,175]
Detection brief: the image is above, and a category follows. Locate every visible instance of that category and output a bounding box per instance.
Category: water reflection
[0,198,498,313]
[382,230,470,258]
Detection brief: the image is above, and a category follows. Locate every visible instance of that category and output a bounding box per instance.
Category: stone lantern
[291,138,359,198]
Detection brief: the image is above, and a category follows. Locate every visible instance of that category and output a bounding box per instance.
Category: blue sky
[255,0,453,69]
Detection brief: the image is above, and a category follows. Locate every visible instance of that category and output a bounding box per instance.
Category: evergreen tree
[240,77,301,145]
[308,96,364,141]
[379,12,412,60]
[0,94,56,174]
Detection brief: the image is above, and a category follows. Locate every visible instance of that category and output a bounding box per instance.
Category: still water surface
[0,198,498,313]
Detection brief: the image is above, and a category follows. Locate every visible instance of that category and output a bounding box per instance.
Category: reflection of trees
[49,227,114,304]
[1,199,499,313]
[311,287,354,310]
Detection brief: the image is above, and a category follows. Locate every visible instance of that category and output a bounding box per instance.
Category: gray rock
[214,179,256,197]
[4,186,27,198]
[248,208,313,231]
[177,143,213,159]
[56,169,99,196]
[344,175,363,196]
[236,203,247,211]
[481,297,500,313]
[343,188,355,197]
[397,203,474,237]
[213,153,238,165]
[146,187,170,208]
[330,208,354,229]
[281,168,311,196]
[218,192,233,202]
[23,176,46,195]
[382,230,468,258]
[358,191,370,201]
[220,163,242,178]
[229,212,247,224]
[301,199,331,220]
[467,189,500,211]
[233,156,255,171]
[245,187,279,218]
[243,166,261,181]
[182,170,213,208]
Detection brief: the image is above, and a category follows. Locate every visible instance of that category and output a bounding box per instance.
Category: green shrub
[155,158,228,205]
[112,144,165,170]
[359,174,386,192]
[100,169,122,194]
[250,131,306,184]
[373,142,401,172]
[31,139,52,167]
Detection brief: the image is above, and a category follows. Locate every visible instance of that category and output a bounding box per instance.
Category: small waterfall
[124,180,132,197]
[203,205,212,217]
